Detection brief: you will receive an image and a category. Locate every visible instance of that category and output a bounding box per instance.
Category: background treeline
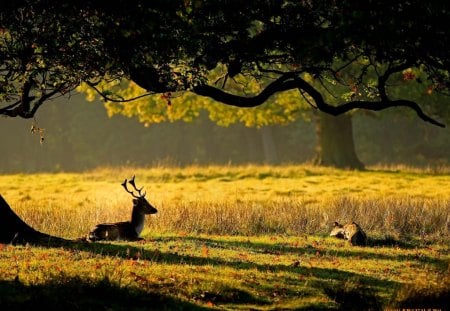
[0,95,448,172]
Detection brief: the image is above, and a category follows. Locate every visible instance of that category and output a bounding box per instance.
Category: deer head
[121,175,158,215]
[330,221,346,239]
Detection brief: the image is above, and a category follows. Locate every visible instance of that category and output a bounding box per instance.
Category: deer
[87,176,157,242]
[330,221,367,246]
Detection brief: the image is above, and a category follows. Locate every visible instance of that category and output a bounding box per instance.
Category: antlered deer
[330,221,367,246]
[88,176,157,241]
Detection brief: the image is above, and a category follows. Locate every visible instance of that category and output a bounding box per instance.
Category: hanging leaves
[30,121,45,145]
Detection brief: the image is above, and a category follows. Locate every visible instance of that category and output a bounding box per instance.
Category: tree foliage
[1,0,449,127]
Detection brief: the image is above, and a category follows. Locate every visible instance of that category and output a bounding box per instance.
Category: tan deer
[88,176,157,241]
[330,221,367,246]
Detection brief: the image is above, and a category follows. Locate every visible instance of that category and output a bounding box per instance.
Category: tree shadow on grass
[16,235,448,310]
[35,234,448,288]
[367,236,418,249]
[0,277,208,311]
[17,236,447,311]
[6,237,404,310]
[150,235,447,270]
[322,284,383,311]
[67,238,398,291]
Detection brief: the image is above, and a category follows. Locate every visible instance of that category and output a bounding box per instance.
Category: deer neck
[131,206,146,236]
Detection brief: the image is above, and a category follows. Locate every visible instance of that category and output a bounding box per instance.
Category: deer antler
[122,175,146,198]
[121,177,140,198]
[129,175,146,197]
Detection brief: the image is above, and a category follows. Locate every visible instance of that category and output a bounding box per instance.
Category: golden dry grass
[0,164,449,310]
[0,164,449,240]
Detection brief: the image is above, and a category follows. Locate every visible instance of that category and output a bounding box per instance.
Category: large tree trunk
[0,194,67,245]
[314,112,364,170]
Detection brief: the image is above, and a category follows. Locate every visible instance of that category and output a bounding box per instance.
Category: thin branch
[0,83,75,118]
[317,77,338,99]
[0,100,21,114]
[86,81,155,103]
[298,88,317,109]
[256,62,291,75]
[378,61,413,101]
[355,62,372,85]
[333,53,363,73]
[29,84,74,116]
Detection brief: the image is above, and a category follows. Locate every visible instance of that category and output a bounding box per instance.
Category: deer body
[330,221,367,246]
[88,177,157,242]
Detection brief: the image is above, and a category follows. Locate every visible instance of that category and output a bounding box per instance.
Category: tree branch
[378,62,413,101]
[193,73,296,107]
[0,100,22,115]
[193,75,445,127]
[86,81,156,103]
[0,83,74,118]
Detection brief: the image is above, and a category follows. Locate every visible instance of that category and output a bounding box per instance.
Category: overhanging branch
[193,75,445,128]
[0,83,74,118]
[193,73,296,108]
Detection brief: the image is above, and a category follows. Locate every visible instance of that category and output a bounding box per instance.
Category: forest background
[1,94,448,173]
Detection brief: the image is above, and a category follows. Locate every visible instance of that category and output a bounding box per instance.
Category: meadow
[0,165,449,310]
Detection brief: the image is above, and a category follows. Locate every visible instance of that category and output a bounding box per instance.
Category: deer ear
[132,198,139,205]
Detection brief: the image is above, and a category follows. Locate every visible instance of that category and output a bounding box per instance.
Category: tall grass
[2,164,448,241]
[153,195,450,238]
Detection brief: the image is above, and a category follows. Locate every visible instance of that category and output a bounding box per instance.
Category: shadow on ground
[0,277,208,311]
[8,234,448,310]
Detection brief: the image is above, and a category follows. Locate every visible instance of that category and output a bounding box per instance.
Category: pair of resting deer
[329,221,367,246]
[88,176,368,245]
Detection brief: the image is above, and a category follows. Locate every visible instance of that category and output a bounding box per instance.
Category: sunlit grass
[1,164,448,239]
[0,164,449,309]
[0,234,448,310]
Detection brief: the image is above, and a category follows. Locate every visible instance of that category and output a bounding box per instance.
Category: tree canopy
[0,0,449,127]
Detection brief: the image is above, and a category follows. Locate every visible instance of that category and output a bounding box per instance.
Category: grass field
[0,165,449,310]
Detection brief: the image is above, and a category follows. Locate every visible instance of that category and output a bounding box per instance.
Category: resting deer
[330,221,367,246]
[88,176,157,241]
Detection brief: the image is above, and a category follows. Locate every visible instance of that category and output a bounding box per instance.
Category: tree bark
[314,112,364,170]
[0,194,67,245]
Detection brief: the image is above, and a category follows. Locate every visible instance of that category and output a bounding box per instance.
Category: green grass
[0,164,449,310]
